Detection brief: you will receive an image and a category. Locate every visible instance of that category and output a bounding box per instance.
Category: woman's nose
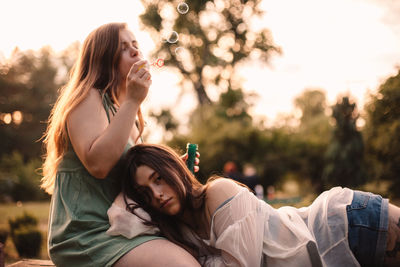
[152,187,163,200]
[130,46,139,57]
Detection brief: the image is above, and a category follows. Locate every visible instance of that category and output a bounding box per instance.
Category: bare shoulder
[206,178,242,216]
[68,88,104,120]
[79,88,103,110]
[67,88,108,154]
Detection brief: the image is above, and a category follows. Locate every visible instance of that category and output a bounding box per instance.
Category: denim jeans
[347,190,389,267]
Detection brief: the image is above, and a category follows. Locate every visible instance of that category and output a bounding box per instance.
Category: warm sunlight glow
[12,110,23,125]
[3,113,12,124]
[1,0,399,142]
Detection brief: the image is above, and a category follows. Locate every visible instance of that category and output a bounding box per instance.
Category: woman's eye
[154,176,162,184]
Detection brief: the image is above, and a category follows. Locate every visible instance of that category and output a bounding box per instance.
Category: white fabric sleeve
[205,188,267,267]
[201,255,226,267]
[106,193,159,238]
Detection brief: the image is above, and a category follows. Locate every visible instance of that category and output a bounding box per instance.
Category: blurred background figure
[224,162,264,198]
[243,163,261,193]
[223,161,244,184]
[267,185,276,200]
[254,184,264,200]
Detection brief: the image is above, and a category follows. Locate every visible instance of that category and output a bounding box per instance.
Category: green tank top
[48,92,161,267]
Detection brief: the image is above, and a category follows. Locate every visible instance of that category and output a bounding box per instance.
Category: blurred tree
[139,0,280,106]
[139,0,286,187]
[322,96,366,189]
[0,151,48,201]
[364,70,400,196]
[167,87,260,180]
[0,47,60,160]
[292,89,332,191]
[57,41,80,84]
[0,45,79,201]
[150,108,179,133]
[166,87,301,193]
[294,89,332,144]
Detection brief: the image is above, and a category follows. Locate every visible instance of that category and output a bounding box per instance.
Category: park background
[1,0,400,264]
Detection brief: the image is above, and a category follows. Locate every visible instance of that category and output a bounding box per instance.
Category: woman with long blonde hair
[42,22,199,267]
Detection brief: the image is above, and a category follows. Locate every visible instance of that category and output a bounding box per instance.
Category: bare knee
[113,239,200,267]
[386,204,400,251]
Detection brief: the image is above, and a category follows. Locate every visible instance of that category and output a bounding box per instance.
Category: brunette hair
[121,144,208,256]
[41,22,144,194]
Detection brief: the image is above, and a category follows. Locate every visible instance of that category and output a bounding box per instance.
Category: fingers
[133,59,148,72]
[125,60,152,103]
[137,61,150,71]
[180,151,200,172]
[127,60,145,76]
[127,60,150,79]
[181,153,188,161]
[142,72,152,82]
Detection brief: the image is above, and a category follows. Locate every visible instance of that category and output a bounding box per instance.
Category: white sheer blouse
[107,186,360,267]
[199,186,359,267]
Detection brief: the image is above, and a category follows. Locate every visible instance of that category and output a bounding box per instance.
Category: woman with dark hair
[109,143,400,267]
[42,23,199,266]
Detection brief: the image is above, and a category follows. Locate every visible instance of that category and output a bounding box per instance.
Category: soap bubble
[161,31,179,44]
[167,31,179,43]
[177,2,189,14]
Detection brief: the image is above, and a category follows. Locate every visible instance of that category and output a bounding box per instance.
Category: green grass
[0,201,50,228]
[0,201,51,264]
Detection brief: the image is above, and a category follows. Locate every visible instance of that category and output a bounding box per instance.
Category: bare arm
[205,179,264,267]
[67,60,151,178]
[206,178,242,216]
[67,89,140,178]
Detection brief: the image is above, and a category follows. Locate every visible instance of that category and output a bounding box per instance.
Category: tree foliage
[139,0,280,106]
[0,151,47,201]
[0,47,60,160]
[166,87,330,194]
[0,45,77,201]
[1,1,399,201]
[294,89,332,145]
[322,97,366,189]
[167,88,256,181]
[364,70,400,196]
[289,89,331,191]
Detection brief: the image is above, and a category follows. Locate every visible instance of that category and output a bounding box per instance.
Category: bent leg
[113,239,200,267]
[387,203,400,252]
[383,203,400,266]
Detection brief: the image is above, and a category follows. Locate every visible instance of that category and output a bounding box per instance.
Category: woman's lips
[160,198,171,208]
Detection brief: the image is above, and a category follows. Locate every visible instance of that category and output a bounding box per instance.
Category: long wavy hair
[121,144,209,256]
[41,22,144,194]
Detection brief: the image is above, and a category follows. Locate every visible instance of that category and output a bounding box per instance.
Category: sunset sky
[1,0,400,141]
